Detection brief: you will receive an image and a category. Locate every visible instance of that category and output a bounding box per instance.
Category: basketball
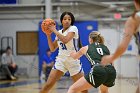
[41,18,56,35]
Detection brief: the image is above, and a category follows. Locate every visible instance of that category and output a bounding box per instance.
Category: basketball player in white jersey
[101,0,140,93]
[40,12,88,93]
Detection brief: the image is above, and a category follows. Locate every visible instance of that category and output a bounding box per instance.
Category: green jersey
[84,42,116,88]
[86,42,110,65]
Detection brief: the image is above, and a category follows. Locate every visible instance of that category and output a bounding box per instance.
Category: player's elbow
[50,49,55,52]
[50,48,55,52]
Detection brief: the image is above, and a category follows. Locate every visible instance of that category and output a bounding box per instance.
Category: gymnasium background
[0,0,139,91]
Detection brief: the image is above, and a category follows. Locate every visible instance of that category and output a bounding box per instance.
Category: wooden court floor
[0,76,138,93]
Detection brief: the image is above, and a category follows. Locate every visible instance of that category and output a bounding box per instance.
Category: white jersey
[53,26,83,76]
[55,25,79,58]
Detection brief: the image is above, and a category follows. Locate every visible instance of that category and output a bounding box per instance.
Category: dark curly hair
[60,11,75,26]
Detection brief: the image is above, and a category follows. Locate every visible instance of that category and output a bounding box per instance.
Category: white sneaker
[10,76,16,80]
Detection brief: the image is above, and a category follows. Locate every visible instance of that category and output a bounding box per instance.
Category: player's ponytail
[100,35,104,44]
[89,31,104,44]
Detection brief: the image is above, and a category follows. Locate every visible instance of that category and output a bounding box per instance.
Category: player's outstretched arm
[70,46,88,59]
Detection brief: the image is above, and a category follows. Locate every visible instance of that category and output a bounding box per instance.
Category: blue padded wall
[0,0,16,4]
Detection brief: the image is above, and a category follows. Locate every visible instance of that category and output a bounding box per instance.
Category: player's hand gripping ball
[41,18,56,35]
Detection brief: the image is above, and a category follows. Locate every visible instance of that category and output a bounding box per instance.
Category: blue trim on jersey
[78,66,83,73]
[53,65,56,69]
[73,39,79,52]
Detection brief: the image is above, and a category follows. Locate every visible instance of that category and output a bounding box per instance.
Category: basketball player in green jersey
[67,31,116,93]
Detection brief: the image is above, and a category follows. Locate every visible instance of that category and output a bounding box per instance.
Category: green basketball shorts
[84,64,116,88]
